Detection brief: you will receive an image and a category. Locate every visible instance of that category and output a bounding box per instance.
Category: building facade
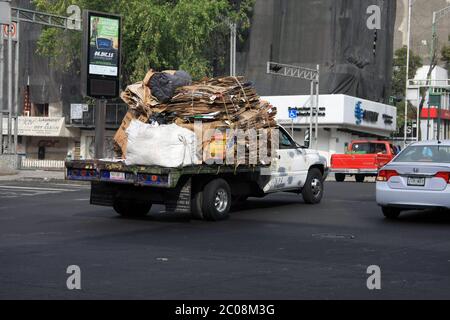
[263,94,397,163]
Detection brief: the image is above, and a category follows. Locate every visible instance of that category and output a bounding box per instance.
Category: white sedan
[376,140,450,219]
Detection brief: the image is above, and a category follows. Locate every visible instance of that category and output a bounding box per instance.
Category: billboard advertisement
[82,10,121,98]
[88,14,120,76]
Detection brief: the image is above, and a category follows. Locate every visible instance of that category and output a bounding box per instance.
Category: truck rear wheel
[335,173,345,182]
[355,175,365,183]
[302,169,324,204]
[202,178,231,221]
[113,199,152,218]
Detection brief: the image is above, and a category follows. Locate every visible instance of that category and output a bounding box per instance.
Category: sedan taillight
[435,172,450,184]
[377,170,399,182]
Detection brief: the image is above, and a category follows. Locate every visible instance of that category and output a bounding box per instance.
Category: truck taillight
[435,172,450,184]
[377,170,399,182]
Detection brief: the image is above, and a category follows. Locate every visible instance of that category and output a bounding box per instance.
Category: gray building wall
[238,0,397,103]
[394,0,450,64]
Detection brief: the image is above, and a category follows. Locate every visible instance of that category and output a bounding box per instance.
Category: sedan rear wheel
[382,207,401,219]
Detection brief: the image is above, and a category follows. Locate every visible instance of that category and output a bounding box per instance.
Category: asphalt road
[1,180,450,300]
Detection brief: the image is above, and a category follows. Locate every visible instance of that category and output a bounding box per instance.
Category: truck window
[351,142,387,154]
[374,143,387,154]
[279,128,296,149]
[351,143,373,154]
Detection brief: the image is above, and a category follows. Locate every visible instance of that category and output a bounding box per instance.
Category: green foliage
[391,46,423,99]
[442,44,450,70]
[33,0,254,84]
[391,46,422,131]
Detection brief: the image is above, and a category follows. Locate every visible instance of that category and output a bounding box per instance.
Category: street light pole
[404,0,412,146]
[230,22,236,77]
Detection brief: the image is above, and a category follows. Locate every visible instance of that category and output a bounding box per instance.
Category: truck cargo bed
[65,159,268,188]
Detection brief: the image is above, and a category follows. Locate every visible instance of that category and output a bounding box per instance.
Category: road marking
[0,184,88,199]
[0,185,75,192]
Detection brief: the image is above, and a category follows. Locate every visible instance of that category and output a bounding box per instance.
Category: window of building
[34,103,49,117]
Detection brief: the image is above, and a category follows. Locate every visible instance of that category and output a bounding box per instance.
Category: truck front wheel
[202,178,231,221]
[355,175,365,183]
[302,169,324,204]
[113,199,152,218]
[335,173,345,182]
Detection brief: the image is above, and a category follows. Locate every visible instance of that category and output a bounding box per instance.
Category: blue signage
[288,108,298,119]
[354,101,364,125]
[354,101,379,125]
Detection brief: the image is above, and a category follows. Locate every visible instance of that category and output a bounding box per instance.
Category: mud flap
[165,178,192,213]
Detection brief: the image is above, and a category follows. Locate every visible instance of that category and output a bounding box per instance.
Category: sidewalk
[0,169,66,181]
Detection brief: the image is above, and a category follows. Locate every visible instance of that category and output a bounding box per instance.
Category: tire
[113,199,152,218]
[191,190,205,220]
[355,174,365,183]
[302,169,324,204]
[382,207,401,219]
[335,173,345,182]
[201,178,232,221]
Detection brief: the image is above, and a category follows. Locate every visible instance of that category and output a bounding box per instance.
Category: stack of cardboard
[115,70,277,164]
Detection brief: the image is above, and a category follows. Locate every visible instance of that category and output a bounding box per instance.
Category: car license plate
[110,172,125,181]
[407,177,425,186]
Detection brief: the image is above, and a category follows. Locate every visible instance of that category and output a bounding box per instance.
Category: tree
[391,46,423,99]
[441,44,450,70]
[33,0,254,85]
[391,46,422,131]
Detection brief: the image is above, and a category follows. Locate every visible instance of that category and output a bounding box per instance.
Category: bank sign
[354,101,379,125]
[88,15,120,77]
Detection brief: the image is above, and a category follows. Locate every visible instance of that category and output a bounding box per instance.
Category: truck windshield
[394,145,450,163]
[350,143,386,154]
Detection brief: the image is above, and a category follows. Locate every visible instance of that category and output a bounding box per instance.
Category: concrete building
[407,66,450,140]
[263,94,397,163]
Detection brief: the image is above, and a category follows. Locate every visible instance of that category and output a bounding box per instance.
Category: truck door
[263,127,308,193]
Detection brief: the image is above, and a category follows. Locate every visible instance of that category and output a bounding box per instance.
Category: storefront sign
[2,117,68,137]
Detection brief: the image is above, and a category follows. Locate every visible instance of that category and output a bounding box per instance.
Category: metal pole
[230,22,236,77]
[0,28,4,154]
[94,99,106,159]
[291,118,294,137]
[427,12,437,141]
[14,20,19,154]
[404,0,412,145]
[314,64,319,150]
[7,22,13,153]
[309,80,314,148]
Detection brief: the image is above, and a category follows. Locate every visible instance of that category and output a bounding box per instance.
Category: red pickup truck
[330,140,398,182]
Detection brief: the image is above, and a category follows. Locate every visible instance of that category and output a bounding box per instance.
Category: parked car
[376,140,450,219]
[331,140,397,182]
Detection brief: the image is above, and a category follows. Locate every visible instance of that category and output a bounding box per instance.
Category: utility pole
[424,5,450,141]
[7,20,13,153]
[0,29,4,154]
[94,100,106,159]
[230,22,237,77]
[14,20,19,153]
[403,0,412,146]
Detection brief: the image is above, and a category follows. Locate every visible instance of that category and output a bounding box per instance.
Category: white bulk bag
[125,120,199,167]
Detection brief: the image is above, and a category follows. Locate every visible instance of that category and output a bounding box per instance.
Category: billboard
[82,11,121,99]
[88,15,119,76]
